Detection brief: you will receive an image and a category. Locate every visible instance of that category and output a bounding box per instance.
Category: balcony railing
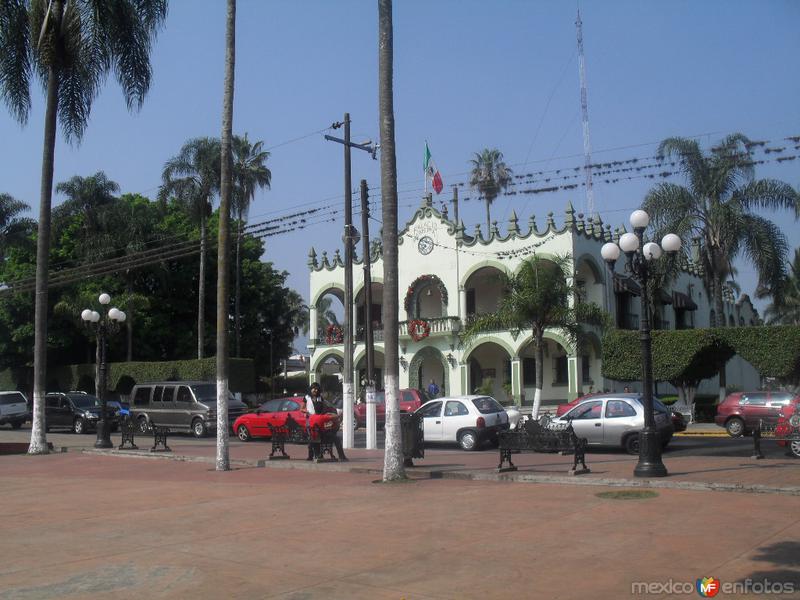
[399,316,461,338]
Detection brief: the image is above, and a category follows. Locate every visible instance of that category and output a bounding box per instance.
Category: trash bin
[400,412,424,466]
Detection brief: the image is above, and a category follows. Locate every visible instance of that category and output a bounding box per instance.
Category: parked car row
[715,391,798,437]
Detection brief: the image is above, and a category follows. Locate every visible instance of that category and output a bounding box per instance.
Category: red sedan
[775,398,800,457]
[354,388,429,428]
[233,396,339,442]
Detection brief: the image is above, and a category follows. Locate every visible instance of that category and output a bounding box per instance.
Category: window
[282,400,301,412]
[554,356,569,385]
[466,289,476,316]
[444,401,468,417]
[402,391,415,404]
[45,396,60,409]
[472,397,503,414]
[133,387,152,406]
[176,386,192,404]
[260,399,283,412]
[0,393,25,405]
[605,400,636,418]
[523,357,536,386]
[582,356,591,384]
[742,393,767,406]
[152,386,163,403]
[162,387,175,403]
[568,400,602,420]
[419,401,442,418]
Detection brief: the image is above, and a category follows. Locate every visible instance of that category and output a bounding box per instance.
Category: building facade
[308,196,760,406]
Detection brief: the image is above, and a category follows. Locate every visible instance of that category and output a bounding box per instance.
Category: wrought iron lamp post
[601,210,681,478]
[81,293,126,449]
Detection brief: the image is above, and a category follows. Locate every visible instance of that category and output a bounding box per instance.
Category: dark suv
[715,391,798,437]
[45,392,119,434]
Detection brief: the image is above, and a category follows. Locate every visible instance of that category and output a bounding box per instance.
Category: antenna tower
[576,9,595,216]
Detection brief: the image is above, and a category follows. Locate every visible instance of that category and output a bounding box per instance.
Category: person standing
[427,378,440,399]
[304,382,323,460]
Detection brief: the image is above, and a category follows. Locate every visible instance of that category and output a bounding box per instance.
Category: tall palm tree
[378,0,404,481]
[469,148,513,234]
[0,193,33,264]
[764,248,800,325]
[215,0,236,472]
[462,256,605,418]
[643,134,799,328]
[54,172,119,259]
[159,137,221,359]
[0,0,167,455]
[232,133,271,357]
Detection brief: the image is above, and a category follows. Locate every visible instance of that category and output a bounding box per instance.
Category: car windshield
[190,384,235,402]
[71,396,100,409]
[0,393,25,405]
[472,397,504,414]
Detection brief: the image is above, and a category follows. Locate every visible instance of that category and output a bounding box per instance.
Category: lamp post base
[94,421,114,449]
[633,429,668,478]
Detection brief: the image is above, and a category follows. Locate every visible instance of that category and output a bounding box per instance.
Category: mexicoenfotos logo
[696,577,720,597]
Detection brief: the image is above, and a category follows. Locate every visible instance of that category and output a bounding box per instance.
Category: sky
[1,0,799,349]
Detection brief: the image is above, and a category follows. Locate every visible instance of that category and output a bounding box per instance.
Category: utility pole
[451,185,459,225]
[325,116,378,450]
[360,179,377,449]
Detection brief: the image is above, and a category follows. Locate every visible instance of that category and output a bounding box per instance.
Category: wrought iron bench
[118,416,138,450]
[751,418,800,459]
[150,424,171,453]
[267,414,337,462]
[497,416,590,474]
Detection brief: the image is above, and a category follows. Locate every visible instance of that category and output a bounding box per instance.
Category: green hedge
[602,326,800,383]
[46,357,256,394]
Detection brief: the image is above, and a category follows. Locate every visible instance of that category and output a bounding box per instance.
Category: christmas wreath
[325,324,343,344]
[408,319,431,342]
[404,274,448,313]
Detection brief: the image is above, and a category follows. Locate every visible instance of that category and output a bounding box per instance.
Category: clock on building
[417,236,434,255]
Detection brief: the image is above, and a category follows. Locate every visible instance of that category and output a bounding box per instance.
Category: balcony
[399,316,461,338]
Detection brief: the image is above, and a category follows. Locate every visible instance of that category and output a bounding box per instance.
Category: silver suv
[0,391,29,429]
[130,381,247,438]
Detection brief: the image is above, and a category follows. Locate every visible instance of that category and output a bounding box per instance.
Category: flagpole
[424,141,428,194]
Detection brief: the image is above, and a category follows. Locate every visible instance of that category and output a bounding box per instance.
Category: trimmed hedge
[46,357,256,394]
[602,326,800,383]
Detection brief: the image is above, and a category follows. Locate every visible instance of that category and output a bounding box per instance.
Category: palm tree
[643,134,799,327]
[462,256,605,418]
[215,0,236,472]
[469,148,513,234]
[54,172,119,259]
[232,133,271,357]
[0,193,34,264]
[159,137,221,359]
[0,0,167,455]
[378,0,404,481]
[764,248,800,325]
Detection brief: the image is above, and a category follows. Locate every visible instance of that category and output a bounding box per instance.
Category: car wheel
[458,430,479,451]
[73,418,85,435]
[726,417,745,438]
[192,418,208,438]
[790,440,800,458]
[237,424,251,442]
[137,416,150,434]
[11,421,22,430]
[624,433,640,455]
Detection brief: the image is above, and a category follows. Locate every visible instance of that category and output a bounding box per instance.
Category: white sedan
[414,395,511,450]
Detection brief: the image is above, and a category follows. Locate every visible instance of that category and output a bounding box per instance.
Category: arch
[574,253,606,284]
[312,347,345,371]
[462,335,517,363]
[353,346,385,368]
[515,330,576,356]
[511,252,564,276]
[460,259,510,288]
[408,346,450,395]
[404,274,448,317]
[354,276,384,300]
[311,283,346,308]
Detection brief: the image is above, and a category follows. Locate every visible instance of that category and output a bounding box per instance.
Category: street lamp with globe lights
[81,293,126,449]
[601,210,682,478]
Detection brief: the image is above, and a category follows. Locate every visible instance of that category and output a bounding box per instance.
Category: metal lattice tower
[576,9,595,217]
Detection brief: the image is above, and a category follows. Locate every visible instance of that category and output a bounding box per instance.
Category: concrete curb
[77,447,800,496]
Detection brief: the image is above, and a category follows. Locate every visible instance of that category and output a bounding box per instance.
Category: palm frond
[0,0,32,124]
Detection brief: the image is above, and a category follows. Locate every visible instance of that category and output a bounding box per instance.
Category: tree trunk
[485,198,491,237]
[215,0,236,472]
[712,278,727,401]
[532,335,544,419]
[29,32,62,455]
[234,214,242,357]
[378,0,405,481]
[198,209,206,359]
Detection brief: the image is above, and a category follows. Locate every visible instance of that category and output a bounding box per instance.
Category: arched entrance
[409,346,449,396]
[313,350,344,399]
[463,340,513,403]
[355,349,385,397]
[405,274,448,319]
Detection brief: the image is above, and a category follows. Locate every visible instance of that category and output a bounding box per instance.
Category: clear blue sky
[2,0,799,337]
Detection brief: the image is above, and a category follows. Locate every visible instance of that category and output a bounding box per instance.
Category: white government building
[307,196,760,409]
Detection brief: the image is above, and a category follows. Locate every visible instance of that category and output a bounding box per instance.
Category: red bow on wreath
[408,319,431,342]
[325,324,343,344]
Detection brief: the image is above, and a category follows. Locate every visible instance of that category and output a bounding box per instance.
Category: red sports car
[775,398,800,457]
[233,396,339,442]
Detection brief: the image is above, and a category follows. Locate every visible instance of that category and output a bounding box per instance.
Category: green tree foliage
[469,148,513,233]
[764,248,800,325]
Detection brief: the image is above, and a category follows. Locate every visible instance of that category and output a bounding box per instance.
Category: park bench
[118,416,138,450]
[751,418,800,459]
[116,416,170,452]
[267,414,337,462]
[497,416,590,475]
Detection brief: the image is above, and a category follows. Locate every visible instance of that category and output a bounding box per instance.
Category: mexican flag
[424,142,444,194]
